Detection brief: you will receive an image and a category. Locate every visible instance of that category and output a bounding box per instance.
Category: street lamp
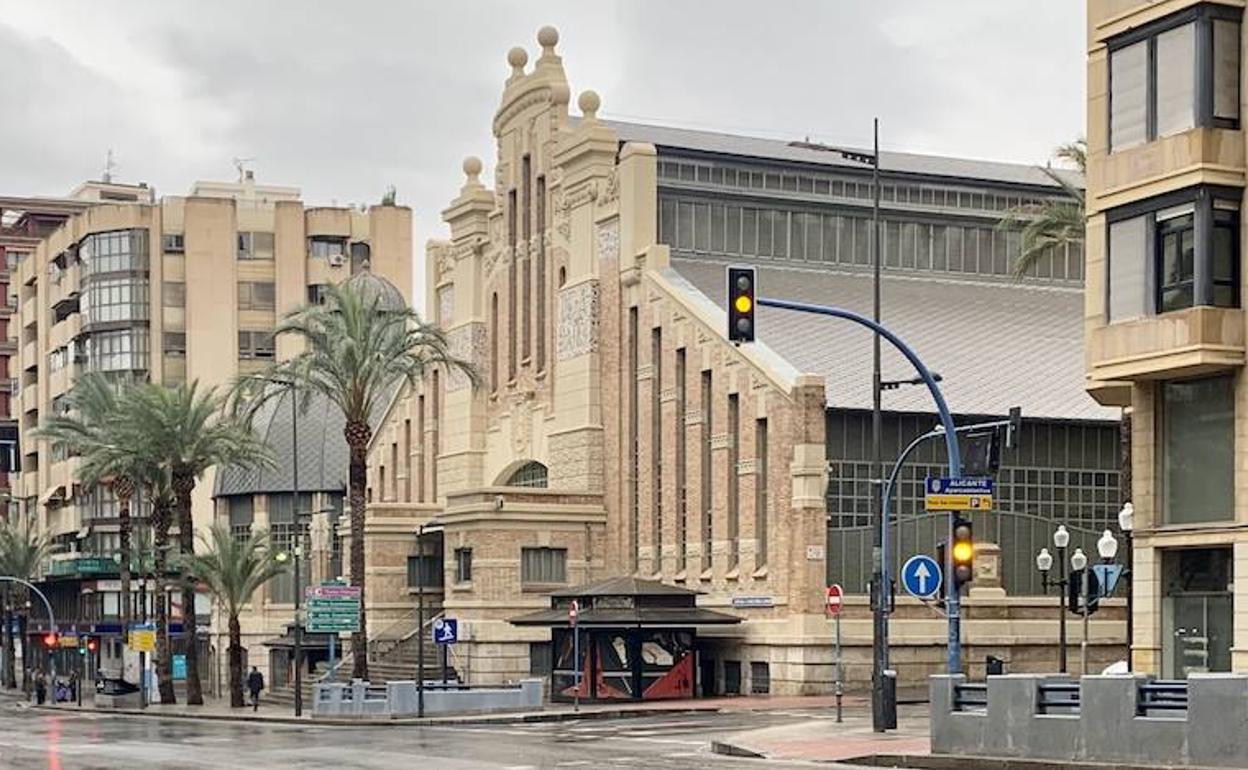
[1039,525,1071,673]
[1118,502,1134,671]
[414,523,427,719]
[1070,547,1089,675]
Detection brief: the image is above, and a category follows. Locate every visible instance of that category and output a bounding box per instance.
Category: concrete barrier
[930,673,1248,768]
[312,679,543,719]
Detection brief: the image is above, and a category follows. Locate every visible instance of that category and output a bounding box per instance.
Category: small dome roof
[343,263,406,311]
[213,384,396,499]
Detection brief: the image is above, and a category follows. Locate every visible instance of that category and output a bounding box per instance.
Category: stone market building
[357,26,1126,698]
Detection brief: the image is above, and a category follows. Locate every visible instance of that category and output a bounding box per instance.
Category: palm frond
[176,525,286,618]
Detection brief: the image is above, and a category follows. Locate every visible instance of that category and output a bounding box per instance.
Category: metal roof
[550,576,700,599]
[670,258,1116,423]
[509,606,741,627]
[607,120,1082,191]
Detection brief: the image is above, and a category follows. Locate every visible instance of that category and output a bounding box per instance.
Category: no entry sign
[825,584,844,618]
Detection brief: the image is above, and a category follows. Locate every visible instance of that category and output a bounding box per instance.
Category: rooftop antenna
[103,149,117,184]
[232,156,256,182]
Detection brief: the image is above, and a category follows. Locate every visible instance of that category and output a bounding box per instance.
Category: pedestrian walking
[246,666,264,712]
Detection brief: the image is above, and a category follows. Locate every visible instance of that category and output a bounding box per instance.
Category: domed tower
[342,261,408,312]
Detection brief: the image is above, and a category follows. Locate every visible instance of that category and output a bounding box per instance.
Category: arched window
[490,292,499,392]
[506,461,548,488]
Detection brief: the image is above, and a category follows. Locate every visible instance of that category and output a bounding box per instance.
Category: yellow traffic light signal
[727,266,756,343]
[952,517,974,587]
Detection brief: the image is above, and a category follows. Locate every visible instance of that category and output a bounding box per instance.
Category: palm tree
[1000,139,1086,279]
[177,524,285,708]
[34,374,143,639]
[0,519,51,690]
[233,279,476,680]
[123,381,272,706]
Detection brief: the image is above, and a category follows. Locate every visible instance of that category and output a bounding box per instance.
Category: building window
[454,547,472,583]
[407,552,444,588]
[1106,186,1240,321]
[82,277,150,326]
[651,328,663,568]
[161,233,185,253]
[308,284,329,305]
[228,496,254,541]
[163,282,186,308]
[237,232,275,260]
[163,332,186,356]
[675,349,688,572]
[308,237,346,261]
[536,174,547,371]
[756,418,768,569]
[521,547,567,584]
[506,461,548,488]
[750,661,771,694]
[79,229,148,276]
[1109,6,1242,152]
[522,155,532,363]
[1161,376,1234,524]
[86,329,149,373]
[701,370,713,572]
[238,281,276,311]
[629,307,640,571]
[238,330,275,360]
[727,393,740,570]
[490,293,499,392]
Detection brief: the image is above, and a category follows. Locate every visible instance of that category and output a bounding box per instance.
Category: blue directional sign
[432,617,458,645]
[901,554,943,599]
[925,477,994,511]
[1092,564,1124,597]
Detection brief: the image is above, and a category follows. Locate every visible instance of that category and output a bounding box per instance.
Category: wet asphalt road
[0,705,830,769]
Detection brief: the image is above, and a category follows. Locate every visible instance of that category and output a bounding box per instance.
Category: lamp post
[1071,547,1089,675]
[1118,502,1134,671]
[415,523,426,719]
[1037,524,1071,673]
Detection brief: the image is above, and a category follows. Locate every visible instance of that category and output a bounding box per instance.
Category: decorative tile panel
[437,285,455,327]
[557,282,599,360]
[445,322,486,392]
[596,218,620,261]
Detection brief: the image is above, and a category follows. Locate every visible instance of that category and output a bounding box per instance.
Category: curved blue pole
[0,575,57,687]
[756,296,964,674]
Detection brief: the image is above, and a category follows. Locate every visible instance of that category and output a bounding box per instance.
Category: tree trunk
[115,480,133,660]
[153,499,177,705]
[173,470,203,705]
[1119,409,1132,506]
[228,613,244,708]
[18,611,29,694]
[1,586,14,689]
[345,421,370,681]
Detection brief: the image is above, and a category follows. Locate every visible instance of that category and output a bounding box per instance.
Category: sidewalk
[29,690,875,727]
[711,702,931,762]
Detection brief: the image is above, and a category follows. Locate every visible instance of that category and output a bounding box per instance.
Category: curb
[31,703,724,728]
[710,740,767,759]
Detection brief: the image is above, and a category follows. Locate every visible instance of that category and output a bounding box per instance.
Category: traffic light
[1068,569,1101,616]
[960,430,1001,476]
[42,633,58,648]
[1005,406,1023,450]
[87,637,97,653]
[951,516,974,588]
[726,266,756,343]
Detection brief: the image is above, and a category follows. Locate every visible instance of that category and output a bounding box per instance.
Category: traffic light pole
[0,577,56,688]
[753,298,964,680]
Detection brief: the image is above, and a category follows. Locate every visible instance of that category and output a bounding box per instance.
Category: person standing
[34,671,46,705]
[246,666,264,712]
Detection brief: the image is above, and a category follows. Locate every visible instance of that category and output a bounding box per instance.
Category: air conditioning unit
[328,254,346,267]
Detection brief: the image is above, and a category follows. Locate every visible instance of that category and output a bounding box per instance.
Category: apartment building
[13,174,411,679]
[1086,0,1246,678]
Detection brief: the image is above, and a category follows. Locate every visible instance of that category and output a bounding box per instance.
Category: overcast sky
[1,0,1084,305]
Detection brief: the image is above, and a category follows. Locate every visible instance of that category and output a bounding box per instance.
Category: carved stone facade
[362,26,831,696]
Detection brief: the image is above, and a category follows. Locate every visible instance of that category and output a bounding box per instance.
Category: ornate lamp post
[1118,502,1134,671]
[1037,525,1072,673]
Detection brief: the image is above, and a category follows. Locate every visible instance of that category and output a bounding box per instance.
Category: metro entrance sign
[925,476,994,511]
[306,582,361,634]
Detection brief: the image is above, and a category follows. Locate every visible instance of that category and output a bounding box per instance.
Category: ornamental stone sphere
[537,25,559,50]
[507,46,528,70]
[578,89,600,118]
[463,156,483,180]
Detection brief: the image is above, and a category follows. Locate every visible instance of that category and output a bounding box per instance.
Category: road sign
[432,617,458,645]
[306,582,361,634]
[172,654,187,680]
[825,584,844,618]
[925,476,994,511]
[901,555,942,599]
[569,600,579,628]
[128,624,156,653]
[1092,563,1124,597]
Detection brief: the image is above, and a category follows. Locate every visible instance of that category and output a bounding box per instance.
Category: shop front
[511,577,740,702]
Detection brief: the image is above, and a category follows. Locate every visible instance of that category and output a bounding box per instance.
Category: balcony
[1087,306,1245,385]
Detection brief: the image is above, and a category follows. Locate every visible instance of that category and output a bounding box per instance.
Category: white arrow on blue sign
[1092,564,1124,597]
[432,617,458,645]
[901,554,943,599]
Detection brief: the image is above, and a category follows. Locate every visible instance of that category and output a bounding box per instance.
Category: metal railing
[1138,680,1188,716]
[1037,682,1080,714]
[953,682,987,711]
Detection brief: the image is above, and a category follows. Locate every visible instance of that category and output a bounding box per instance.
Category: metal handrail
[1038,682,1080,713]
[1138,680,1188,715]
[954,682,987,711]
